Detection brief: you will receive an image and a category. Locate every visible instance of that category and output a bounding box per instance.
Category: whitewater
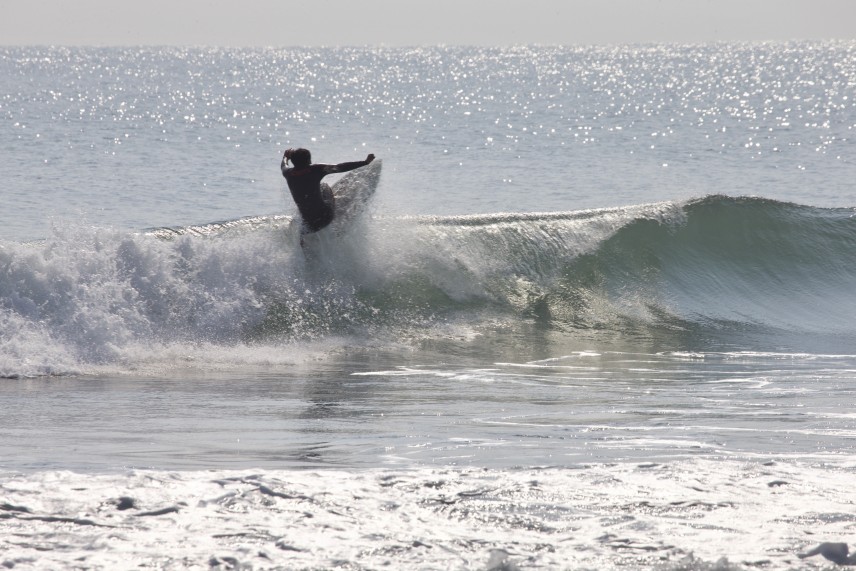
[1,43,856,569]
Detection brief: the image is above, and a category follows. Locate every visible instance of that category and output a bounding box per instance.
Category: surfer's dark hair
[292,148,311,167]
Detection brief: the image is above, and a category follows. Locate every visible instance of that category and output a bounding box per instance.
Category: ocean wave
[542,195,856,334]
[2,195,855,376]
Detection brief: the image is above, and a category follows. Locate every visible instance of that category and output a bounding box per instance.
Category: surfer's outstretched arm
[321,154,376,175]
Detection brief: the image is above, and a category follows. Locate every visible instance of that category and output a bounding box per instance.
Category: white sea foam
[1,459,853,570]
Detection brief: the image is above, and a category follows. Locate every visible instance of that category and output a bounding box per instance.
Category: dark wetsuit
[282,160,370,233]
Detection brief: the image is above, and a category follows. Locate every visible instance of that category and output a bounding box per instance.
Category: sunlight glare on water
[0,43,854,241]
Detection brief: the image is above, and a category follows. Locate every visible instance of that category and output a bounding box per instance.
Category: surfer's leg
[320,183,335,211]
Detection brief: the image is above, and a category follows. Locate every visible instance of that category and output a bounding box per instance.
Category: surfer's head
[291,148,311,168]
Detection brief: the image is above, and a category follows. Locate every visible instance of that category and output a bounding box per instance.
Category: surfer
[281,148,375,241]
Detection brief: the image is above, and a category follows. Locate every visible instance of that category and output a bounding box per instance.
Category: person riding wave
[281,148,375,239]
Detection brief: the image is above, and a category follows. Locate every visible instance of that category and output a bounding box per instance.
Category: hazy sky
[2,0,854,47]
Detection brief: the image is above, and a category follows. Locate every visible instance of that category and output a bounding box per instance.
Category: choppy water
[1,42,856,569]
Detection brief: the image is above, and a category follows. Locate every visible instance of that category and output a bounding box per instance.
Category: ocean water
[1,42,856,570]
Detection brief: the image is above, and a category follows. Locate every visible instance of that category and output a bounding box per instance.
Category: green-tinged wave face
[547,196,856,336]
[237,196,856,350]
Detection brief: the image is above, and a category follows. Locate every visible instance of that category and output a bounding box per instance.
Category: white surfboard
[330,159,382,229]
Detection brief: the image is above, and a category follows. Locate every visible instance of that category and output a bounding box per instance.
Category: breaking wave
[2,195,855,377]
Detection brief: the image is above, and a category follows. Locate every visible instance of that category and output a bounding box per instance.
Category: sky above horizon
[2,0,855,47]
